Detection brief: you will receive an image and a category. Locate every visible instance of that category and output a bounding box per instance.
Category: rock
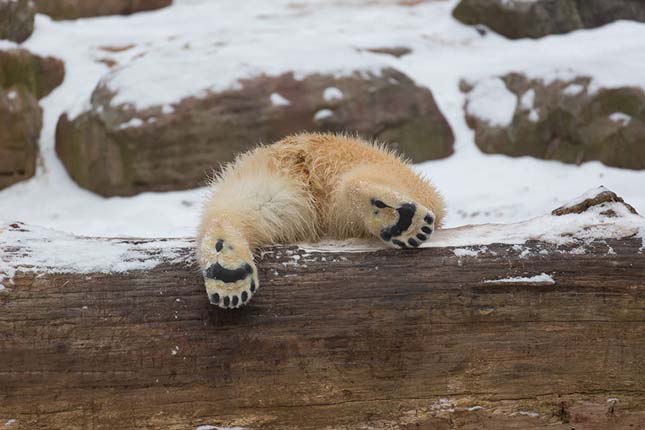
[361,46,412,58]
[0,48,65,99]
[552,186,638,216]
[453,0,645,39]
[33,0,172,20]
[0,86,42,190]
[56,67,454,197]
[463,73,645,170]
[0,0,35,43]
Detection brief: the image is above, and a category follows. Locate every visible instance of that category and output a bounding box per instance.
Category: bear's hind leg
[330,165,439,248]
[197,159,317,308]
[197,223,259,309]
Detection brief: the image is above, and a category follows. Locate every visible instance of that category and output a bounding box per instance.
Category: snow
[512,411,540,418]
[323,86,344,102]
[520,89,535,110]
[427,200,643,249]
[519,88,539,121]
[313,108,334,121]
[484,273,555,285]
[0,40,19,50]
[2,193,643,285]
[270,92,290,106]
[0,223,191,288]
[563,83,585,95]
[453,247,487,257]
[118,117,144,129]
[528,109,539,121]
[609,112,632,126]
[465,77,517,127]
[0,0,644,238]
[299,197,645,253]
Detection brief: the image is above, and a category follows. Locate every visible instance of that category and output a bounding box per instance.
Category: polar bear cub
[197,133,444,309]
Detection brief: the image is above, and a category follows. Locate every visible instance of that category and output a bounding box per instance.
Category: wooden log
[1,191,645,429]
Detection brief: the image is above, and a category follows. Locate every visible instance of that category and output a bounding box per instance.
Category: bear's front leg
[358,185,436,248]
[336,177,437,249]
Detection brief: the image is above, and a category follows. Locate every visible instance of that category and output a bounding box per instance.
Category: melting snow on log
[484,273,555,285]
[2,187,643,287]
[0,223,191,289]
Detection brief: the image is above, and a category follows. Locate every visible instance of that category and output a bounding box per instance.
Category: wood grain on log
[1,193,645,429]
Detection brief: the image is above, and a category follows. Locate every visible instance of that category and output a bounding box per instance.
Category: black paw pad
[408,238,419,247]
[215,239,224,252]
[209,293,220,304]
[223,296,230,307]
[205,262,253,283]
[424,214,434,224]
[421,226,432,234]
[381,203,416,239]
[241,291,249,302]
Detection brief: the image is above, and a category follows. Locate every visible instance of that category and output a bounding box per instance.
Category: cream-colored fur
[197,132,445,309]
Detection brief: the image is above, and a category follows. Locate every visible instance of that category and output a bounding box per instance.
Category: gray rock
[463,73,645,170]
[0,0,35,43]
[33,0,172,20]
[56,68,455,196]
[0,86,42,190]
[453,0,645,39]
[0,48,65,100]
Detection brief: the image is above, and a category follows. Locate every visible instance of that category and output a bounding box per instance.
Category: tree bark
[1,193,645,429]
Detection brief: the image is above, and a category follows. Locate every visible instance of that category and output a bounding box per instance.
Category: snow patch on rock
[609,112,632,126]
[520,89,539,121]
[563,83,585,96]
[313,108,334,121]
[467,77,516,127]
[270,92,290,106]
[118,117,144,129]
[323,86,344,102]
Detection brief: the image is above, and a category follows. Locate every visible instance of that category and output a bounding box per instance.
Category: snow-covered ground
[1,0,645,238]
